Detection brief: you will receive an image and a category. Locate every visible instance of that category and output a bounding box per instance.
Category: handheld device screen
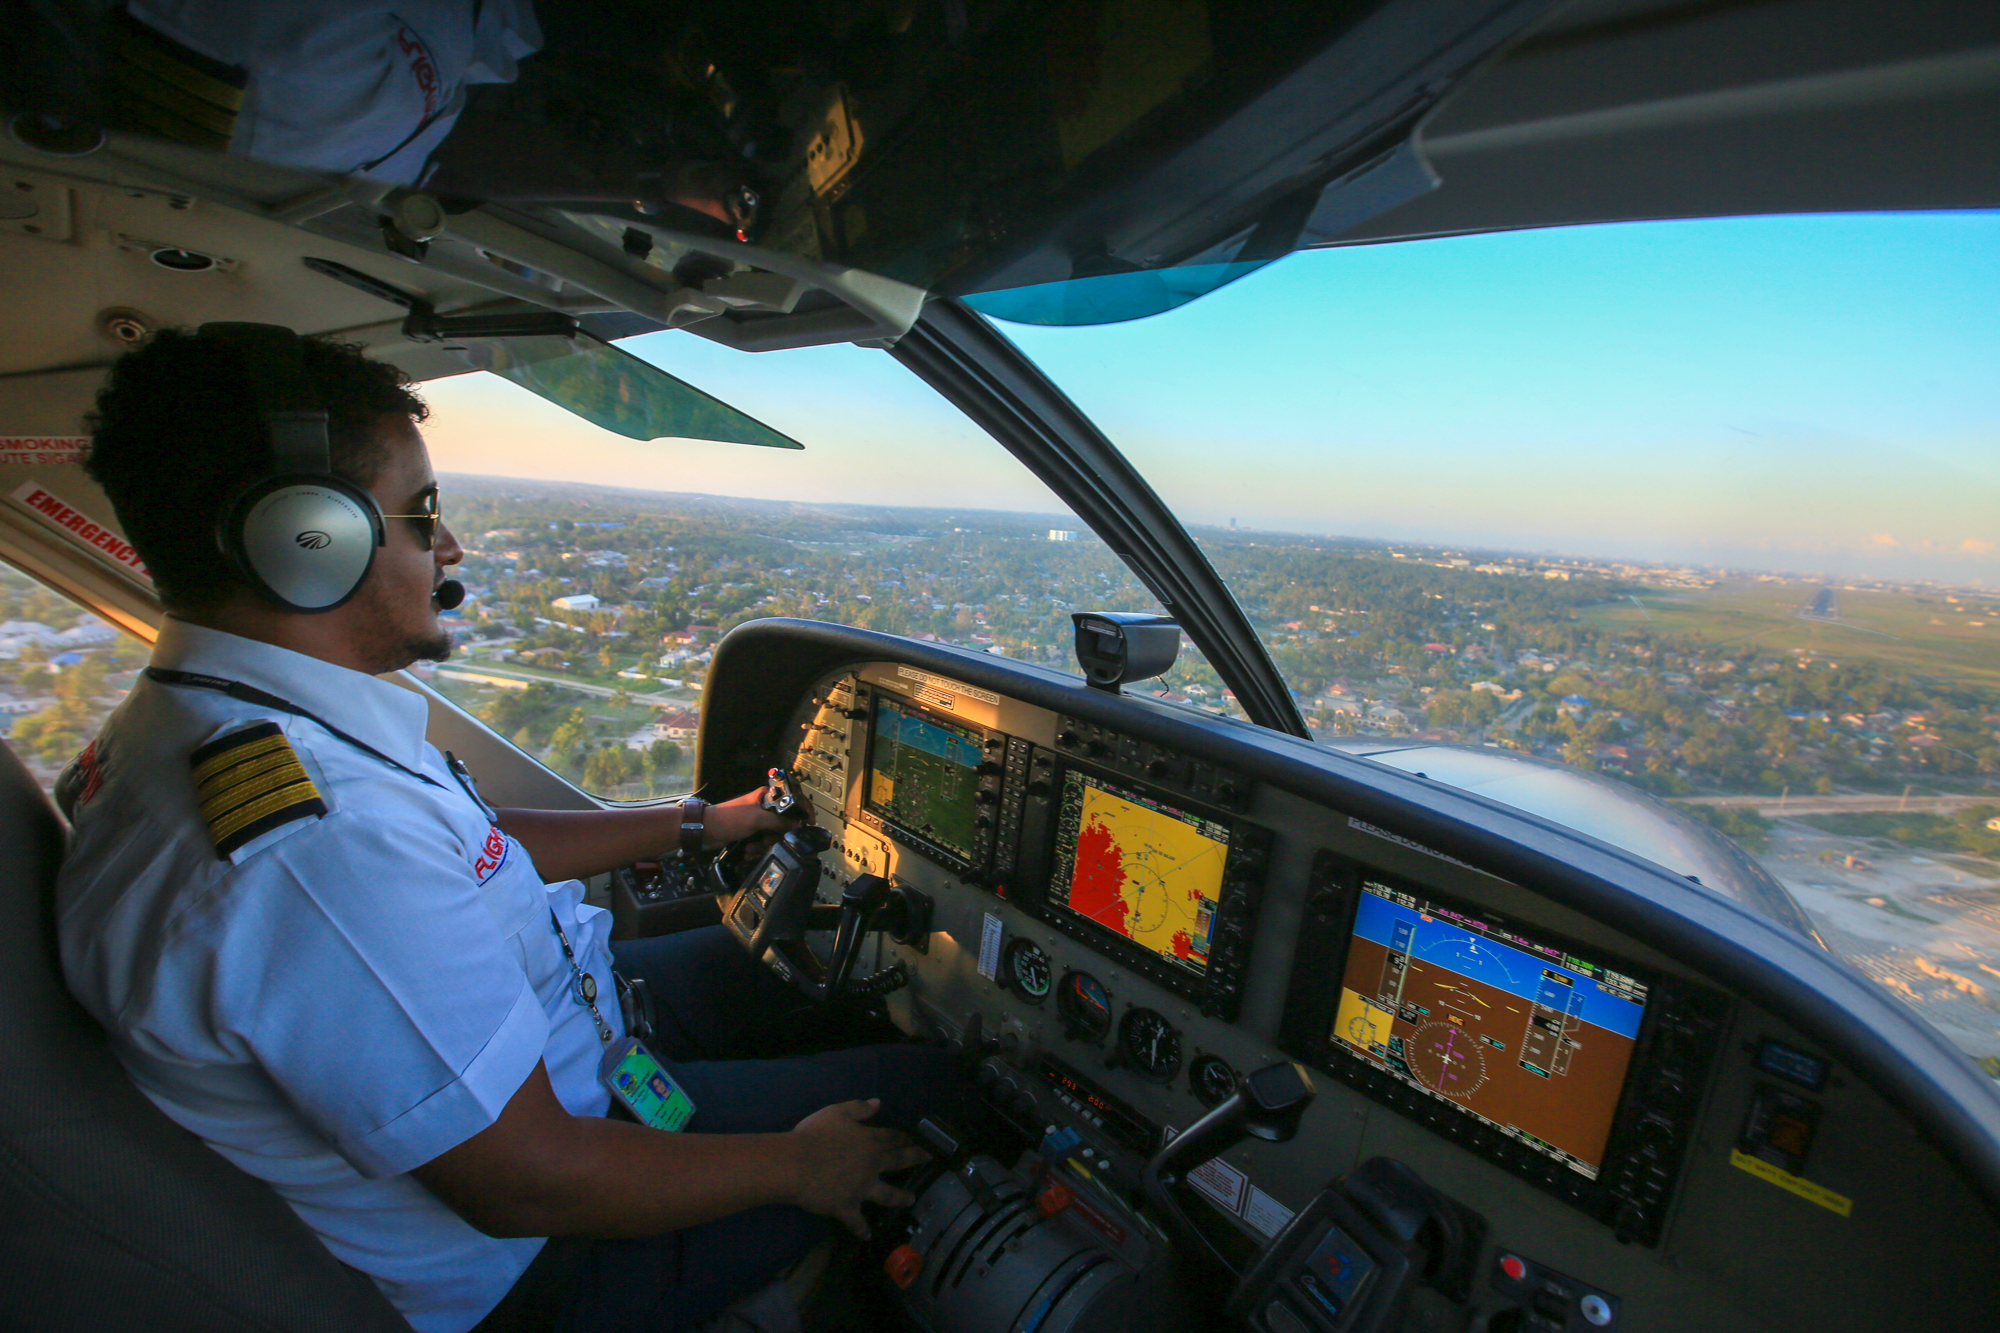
[602,1039,697,1132]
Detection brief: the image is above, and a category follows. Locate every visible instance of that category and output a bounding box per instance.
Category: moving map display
[1331,879,1650,1178]
[1047,771,1229,978]
[865,696,985,864]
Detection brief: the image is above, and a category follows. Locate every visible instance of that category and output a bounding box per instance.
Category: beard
[410,625,455,664]
[349,578,456,674]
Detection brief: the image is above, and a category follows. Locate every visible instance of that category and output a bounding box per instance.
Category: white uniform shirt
[128,0,541,184]
[57,620,619,1333]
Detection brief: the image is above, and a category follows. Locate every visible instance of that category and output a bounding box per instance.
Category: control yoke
[1141,1062,1486,1332]
[1142,1061,1317,1279]
[720,825,931,1002]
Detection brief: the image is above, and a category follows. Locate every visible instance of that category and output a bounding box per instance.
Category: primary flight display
[1047,771,1229,979]
[1331,878,1650,1178]
[865,696,986,864]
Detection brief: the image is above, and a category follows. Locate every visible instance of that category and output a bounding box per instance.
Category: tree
[1427,689,1498,730]
[583,745,636,792]
[9,655,110,765]
[644,739,683,776]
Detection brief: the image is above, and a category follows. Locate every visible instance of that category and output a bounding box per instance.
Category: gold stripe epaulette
[107,11,248,152]
[190,722,327,859]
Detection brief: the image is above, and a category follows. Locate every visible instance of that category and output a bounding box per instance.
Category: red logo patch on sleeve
[472,824,511,883]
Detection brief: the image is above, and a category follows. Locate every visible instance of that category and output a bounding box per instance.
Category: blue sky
[421,211,2000,583]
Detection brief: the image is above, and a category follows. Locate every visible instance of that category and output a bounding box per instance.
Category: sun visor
[441,332,801,450]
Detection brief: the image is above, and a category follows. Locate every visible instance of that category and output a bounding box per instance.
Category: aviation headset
[202,322,461,612]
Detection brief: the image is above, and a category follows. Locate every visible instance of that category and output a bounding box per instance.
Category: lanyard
[549,910,615,1044]
[147,665,615,1043]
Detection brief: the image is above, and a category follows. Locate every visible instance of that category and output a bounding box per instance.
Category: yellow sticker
[1729,1148,1853,1217]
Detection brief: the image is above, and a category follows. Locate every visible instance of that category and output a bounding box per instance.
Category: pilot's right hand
[787,1098,931,1239]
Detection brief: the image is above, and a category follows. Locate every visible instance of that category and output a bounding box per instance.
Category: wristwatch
[677,795,708,857]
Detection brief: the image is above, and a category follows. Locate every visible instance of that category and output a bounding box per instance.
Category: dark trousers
[476,927,956,1333]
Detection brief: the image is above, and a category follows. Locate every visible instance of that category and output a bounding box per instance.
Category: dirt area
[1756,821,2000,1062]
[1689,794,1994,817]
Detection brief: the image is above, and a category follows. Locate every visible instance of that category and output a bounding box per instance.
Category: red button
[1036,1179,1074,1217]
[1500,1254,1528,1282]
[884,1244,924,1289]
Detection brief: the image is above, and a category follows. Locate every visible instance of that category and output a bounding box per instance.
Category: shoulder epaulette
[190,722,327,859]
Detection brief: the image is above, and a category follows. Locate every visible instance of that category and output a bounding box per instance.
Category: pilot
[55,327,948,1333]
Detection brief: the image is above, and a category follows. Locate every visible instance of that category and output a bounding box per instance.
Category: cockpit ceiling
[8,0,1991,350]
[1337,0,2000,246]
[4,0,1554,303]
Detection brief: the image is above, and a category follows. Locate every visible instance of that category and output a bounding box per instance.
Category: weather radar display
[865,696,986,863]
[1332,879,1650,1179]
[1048,771,1229,978]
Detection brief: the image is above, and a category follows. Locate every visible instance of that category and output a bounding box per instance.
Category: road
[1680,793,1994,817]
[429,662,687,706]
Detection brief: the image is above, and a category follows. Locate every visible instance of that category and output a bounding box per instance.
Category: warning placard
[0,437,88,467]
[1187,1156,1249,1214]
[9,482,149,580]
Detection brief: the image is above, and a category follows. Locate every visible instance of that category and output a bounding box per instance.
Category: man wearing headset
[55,326,947,1333]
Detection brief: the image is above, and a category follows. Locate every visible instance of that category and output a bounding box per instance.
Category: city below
[4,474,1998,1069]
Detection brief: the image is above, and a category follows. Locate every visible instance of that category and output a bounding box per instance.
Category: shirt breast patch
[190,721,328,860]
[472,824,511,884]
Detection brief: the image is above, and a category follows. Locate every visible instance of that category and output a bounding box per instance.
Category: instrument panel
[766,655,2000,1333]
[797,664,1714,1238]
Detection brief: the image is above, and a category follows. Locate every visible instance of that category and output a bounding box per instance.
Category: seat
[0,739,412,1331]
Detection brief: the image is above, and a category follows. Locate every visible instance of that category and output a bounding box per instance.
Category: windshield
[414,338,1225,802]
[994,211,2000,1074]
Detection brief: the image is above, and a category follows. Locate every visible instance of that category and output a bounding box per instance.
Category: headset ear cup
[222,475,383,612]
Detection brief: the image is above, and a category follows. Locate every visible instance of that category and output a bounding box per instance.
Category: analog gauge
[1189,1053,1239,1108]
[1002,938,1052,1003]
[1118,1007,1183,1082]
[1056,971,1112,1043]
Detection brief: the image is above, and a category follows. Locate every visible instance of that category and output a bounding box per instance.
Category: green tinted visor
[446,332,803,449]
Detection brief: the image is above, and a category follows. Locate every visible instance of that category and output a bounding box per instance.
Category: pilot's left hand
[703,785,814,850]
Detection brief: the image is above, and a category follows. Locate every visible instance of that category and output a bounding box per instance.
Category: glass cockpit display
[864,696,987,867]
[1332,879,1650,1179]
[1046,771,1229,979]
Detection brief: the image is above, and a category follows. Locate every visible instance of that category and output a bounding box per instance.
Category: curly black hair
[85,328,429,610]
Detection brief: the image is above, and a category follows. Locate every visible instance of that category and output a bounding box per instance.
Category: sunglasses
[380,484,441,550]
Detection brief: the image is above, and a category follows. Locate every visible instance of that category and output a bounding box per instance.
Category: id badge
[600,1037,697,1132]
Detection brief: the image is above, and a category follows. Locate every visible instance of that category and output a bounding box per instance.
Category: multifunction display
[864,695,986,866]
[1047,770,1229,980]
[1334,878,1649,1179]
